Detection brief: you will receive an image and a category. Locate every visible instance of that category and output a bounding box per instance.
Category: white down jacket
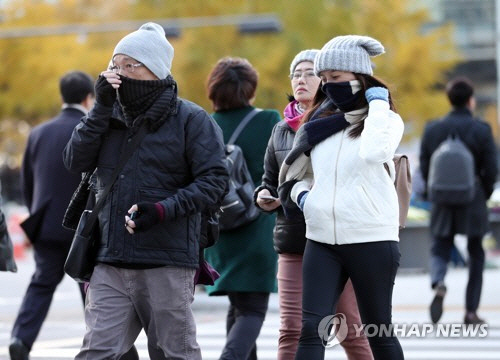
[290,99,404,245]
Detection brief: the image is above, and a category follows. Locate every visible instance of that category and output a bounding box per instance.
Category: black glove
[95,75,117,107]
[132,202,164,232]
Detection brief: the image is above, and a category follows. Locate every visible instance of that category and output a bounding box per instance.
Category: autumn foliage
[0,0,460,167]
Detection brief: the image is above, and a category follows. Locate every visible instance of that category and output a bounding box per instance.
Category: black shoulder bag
[62,172,93,231]
[64,123,148,283]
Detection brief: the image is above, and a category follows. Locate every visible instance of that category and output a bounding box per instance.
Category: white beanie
[290,49,320,75]
[113,22,174,79]
[314,35,384,76]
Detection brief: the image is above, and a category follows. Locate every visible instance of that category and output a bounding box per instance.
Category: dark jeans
[11,241,86,349]
[430,234,485,312]
[219,292,270,360]
[295,240,404,360]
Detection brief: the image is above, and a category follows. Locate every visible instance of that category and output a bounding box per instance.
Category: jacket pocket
[358,185,382,217]
[135,188,193,251]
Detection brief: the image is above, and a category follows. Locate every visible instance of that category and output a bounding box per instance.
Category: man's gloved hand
[298,191,309,211]
[130,202,165,232]
[365,87,389,103]
[95,75,117,107]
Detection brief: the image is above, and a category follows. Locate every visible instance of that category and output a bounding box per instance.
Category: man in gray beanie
[64,22,229,359]
[112,22,174,79]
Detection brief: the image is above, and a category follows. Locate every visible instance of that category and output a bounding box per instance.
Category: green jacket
[205,106,280,294]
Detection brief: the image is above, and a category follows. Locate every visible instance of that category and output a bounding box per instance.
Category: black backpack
[427,131,475,205]
[218,109,262,231]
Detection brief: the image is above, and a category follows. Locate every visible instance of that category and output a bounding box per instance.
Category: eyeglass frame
[108,62,144,74]
[289,70,317,81]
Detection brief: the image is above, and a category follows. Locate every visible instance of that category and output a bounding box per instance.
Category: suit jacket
[419,108,497,237]
[21,107,86,243]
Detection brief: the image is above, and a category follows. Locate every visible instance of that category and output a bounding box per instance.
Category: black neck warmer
[118,75,178,130]
[321,81,363,113]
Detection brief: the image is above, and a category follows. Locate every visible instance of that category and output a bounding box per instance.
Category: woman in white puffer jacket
[278,35,405,360]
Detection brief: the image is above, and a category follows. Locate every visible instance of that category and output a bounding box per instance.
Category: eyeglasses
[108,62,144,74]
[290,70,317,80]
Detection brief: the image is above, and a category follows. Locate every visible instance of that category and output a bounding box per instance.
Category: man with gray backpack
[419,76,497,325]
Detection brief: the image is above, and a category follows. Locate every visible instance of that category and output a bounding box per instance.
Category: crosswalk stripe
[1,311,499,359]
[196,312,500,360]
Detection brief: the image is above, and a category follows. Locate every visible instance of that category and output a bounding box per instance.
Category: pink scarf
[283,100,304,132]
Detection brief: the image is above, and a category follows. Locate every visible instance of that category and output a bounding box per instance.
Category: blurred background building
[420,0,496,108]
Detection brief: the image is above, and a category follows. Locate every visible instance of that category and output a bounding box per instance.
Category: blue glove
[365,87,389,103]
[298,191,309,211]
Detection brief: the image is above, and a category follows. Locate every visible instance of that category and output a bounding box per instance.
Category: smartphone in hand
[258,195,278,203]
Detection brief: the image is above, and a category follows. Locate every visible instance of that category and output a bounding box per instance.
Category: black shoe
[430,282,447,324]
[9,338,29,360]
[464,311,486,325]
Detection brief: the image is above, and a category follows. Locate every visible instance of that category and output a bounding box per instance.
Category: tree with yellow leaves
[0,0,459,169]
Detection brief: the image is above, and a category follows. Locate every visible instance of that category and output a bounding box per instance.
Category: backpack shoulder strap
[227,108,262,145]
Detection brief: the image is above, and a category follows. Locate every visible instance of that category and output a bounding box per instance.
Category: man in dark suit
[419,76,497,325]
[8,71,95,360]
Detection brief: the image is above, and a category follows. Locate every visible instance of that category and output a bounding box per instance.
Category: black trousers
[11,240,86,349]
[430,234,484,312]
[219,292,270,360]
[295,240,404,360]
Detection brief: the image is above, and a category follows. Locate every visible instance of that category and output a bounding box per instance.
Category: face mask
[118,76,160,106]
[117,76,167,112]
[321,80,362,112]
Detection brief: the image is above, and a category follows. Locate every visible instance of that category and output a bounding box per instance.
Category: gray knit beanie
[314,35,384,76]
[290,49,320,75]
[113,22,174,79]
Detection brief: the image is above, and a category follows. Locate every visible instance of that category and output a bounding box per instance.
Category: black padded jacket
[63,99,228,268]
[254,120,306,254]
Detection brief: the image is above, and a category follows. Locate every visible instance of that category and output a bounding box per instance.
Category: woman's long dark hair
[301,74,396,138]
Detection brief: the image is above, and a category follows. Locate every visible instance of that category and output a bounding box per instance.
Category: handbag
[64,210,99,282]
[64,123,149,282]
[384,154,412,229]
[62,172,93,231]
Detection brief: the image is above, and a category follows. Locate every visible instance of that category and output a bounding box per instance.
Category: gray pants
[75,263,201,360]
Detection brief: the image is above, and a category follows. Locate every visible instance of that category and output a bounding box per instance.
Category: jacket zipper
[332,132,344,244]
[220,200,239,211]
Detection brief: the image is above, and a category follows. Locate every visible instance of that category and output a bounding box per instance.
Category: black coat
[255,120,306,254]
[63,100,228,268]
[21,107,85,242]
[419,108,497,237]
